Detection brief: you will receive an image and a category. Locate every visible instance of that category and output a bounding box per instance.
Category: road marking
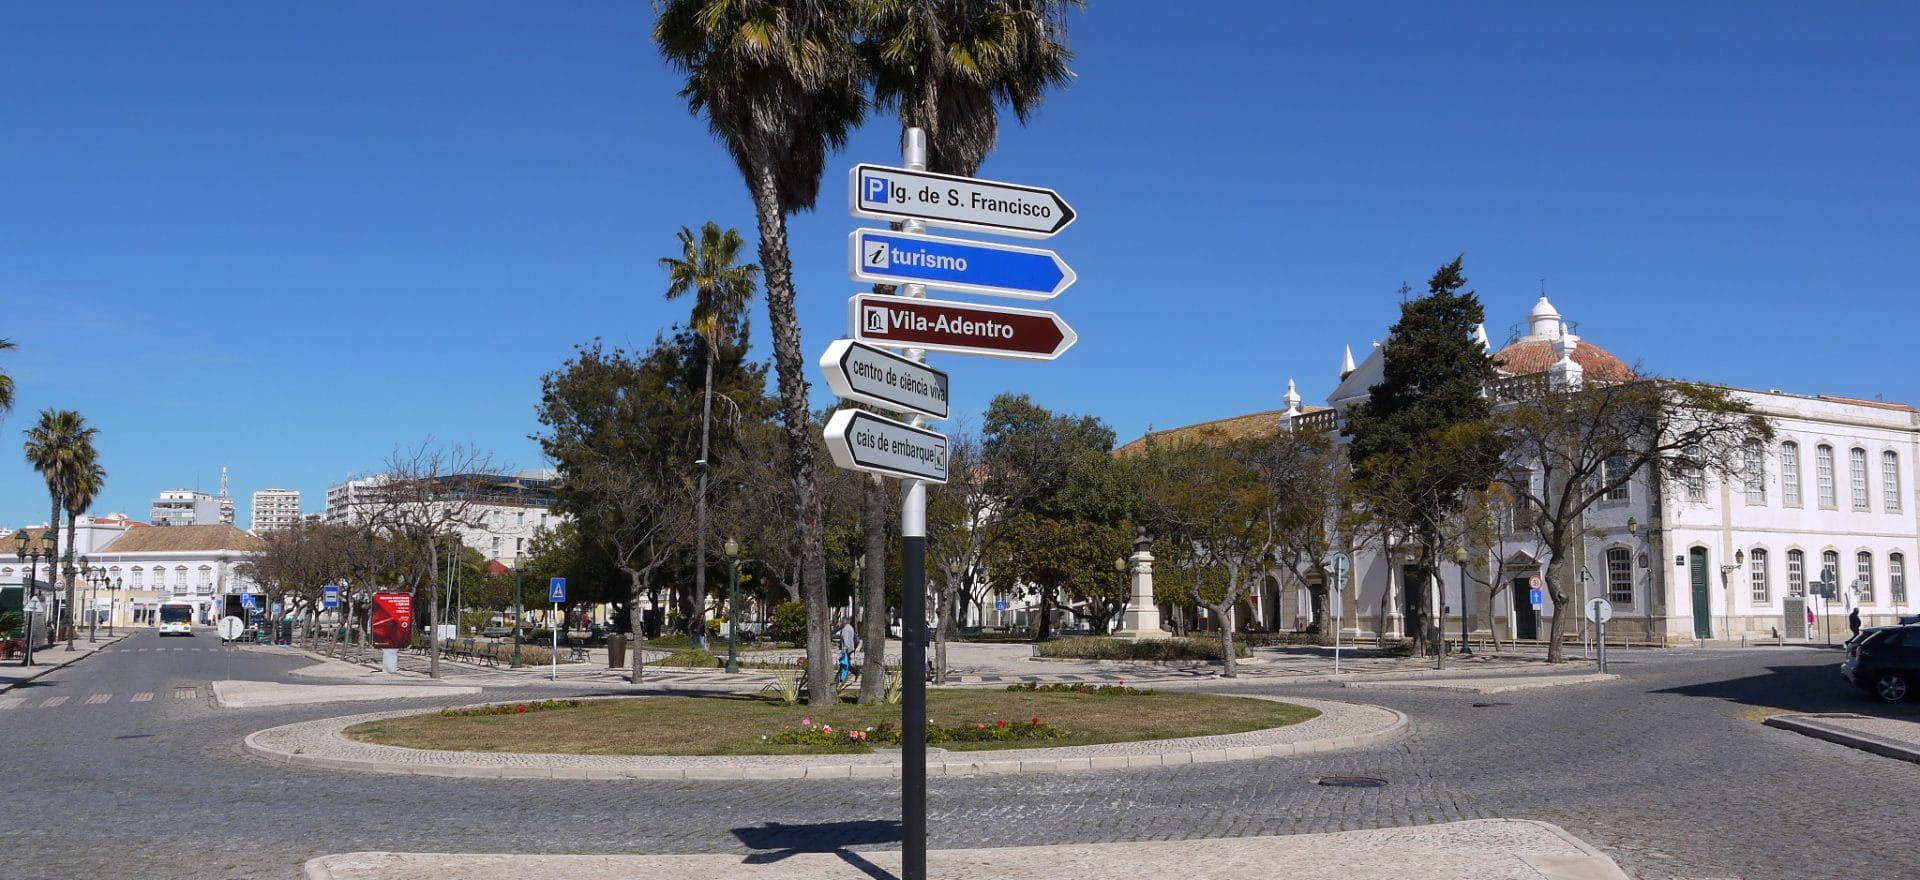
[0,698,22,710]
[132,693,154,702]
[39,696,68,707]
[85,694,111,705]
[173,688,197,700]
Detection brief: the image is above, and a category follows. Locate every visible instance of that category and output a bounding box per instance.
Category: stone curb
[1764,713,1920,764]
[1342,673,1618,693]
[245,695,1408,782]
[0,633,129,694]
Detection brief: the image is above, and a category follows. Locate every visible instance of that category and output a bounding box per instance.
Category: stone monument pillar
[1115,528,1168,640]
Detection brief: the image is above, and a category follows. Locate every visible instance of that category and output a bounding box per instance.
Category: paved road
[1,631,1911,880]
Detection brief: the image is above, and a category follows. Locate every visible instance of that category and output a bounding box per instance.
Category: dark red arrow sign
[848,293,1077,361]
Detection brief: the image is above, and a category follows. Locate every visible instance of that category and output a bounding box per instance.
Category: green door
[1690,548,1713,639]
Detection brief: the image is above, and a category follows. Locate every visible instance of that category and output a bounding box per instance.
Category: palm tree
[0,338,16,418]
[23,409,98,648]
[660,220,761,647]
[63,455,107,642]
[655,0,867,705]
[854,0,1080,695]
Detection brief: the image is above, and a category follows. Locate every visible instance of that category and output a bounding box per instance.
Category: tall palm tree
[661,220,761,647]
[62,455,106,644]
[854,0,1080,695]
[656,0,867,705]
[0,338,16,418]
[23,409,97,648]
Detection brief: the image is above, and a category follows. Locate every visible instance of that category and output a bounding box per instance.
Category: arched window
[130,566,143,589]
[1748,548,1769,603]
[1743,441,1766,505]
[1821,550,1840,588]
[1816,445,1837,509]
[1849,448,1870,511]
[1884,451,1902,513]
[1780,441,1802,507]
[1605,548,1632,604]
[0,567,12,578]
[1786,550,1805,597]
[1856,552,1874,603]
[1892,553,1908,605]
[1603,455,1631,501]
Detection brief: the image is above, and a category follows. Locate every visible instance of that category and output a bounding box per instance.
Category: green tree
[1498,377,1770,660]
[656,0,867,706]
[0,338,15,417]
[1261,427,1350,642]
[660,220,760,650]
[1344,258,1506,657]
[23,409,97,646]
[62,455,106,640]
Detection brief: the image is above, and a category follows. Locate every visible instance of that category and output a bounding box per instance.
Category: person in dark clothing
[1848,606,1862,638]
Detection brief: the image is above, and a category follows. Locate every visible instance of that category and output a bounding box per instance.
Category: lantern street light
[723,538,744,674]
[14,530,53,666]
[1113,557,1128,636]
[511,552,525,669]
[1453,546,1472,656]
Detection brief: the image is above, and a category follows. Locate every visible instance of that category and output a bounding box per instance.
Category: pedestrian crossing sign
[549,577,567,603]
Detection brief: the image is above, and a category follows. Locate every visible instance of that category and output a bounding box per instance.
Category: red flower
[996,719,1008,727]
[516,705,528,713]
[1031,717,1041,724]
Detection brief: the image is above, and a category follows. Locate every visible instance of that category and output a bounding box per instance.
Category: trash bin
[607,633,627,668]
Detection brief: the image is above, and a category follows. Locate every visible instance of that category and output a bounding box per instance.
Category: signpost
[1332,553,1350,675]
[850,163,1075,238]
[217,616,244,643]
[819,339,950,420]
[240,593,257,612]
[1586,598,1614,673]
[322,585,340,609]
[850,229,1075,300]
[850,293,1076,361]
[549,577,567,682]
[823,409,950,483]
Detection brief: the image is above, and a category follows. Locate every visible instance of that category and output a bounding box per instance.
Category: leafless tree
[364,441,504,679]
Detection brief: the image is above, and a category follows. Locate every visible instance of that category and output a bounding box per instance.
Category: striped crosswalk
[0,688,197,711]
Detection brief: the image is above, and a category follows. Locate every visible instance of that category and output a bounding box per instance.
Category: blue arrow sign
[549,577,567,603]
[850,229,1075,300]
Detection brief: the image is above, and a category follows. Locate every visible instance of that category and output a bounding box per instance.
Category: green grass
[344,690,1318,756]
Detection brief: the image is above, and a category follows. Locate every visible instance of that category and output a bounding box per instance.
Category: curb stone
[1763,713,1920,764]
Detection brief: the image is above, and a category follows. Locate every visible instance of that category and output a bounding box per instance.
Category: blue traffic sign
[994,600,1009,612]
[850,229,1075,300]
[322,585,340,609]
[548,577,567,603]
[240,594,258,610]
[1529,588,1544,608]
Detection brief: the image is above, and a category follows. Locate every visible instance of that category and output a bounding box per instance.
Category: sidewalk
[0,632,127,693]
[1765,712,1920,764]
[305,818,1631,880]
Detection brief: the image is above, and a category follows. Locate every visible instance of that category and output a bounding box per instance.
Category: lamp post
[14,530,53,666]
[81,562,101,643]
[511,552,524,669]
[1453,547,1472,656]
[1719,549,1745,642]
[106,575,120,636]
[62,545,79,650]
[1113,557,1128,635]
[723,538,742,674]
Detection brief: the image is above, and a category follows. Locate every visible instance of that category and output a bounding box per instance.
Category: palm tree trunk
[693,350,713,650]
[64,508,80,648]
[47,494,64,646]
[749,159,833,706]
[859,472,888,701]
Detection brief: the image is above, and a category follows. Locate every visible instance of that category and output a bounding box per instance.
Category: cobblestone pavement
[2,631,1914,880]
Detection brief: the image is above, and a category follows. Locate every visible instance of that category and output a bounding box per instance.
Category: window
[1605,547,1633,603]
[1822,550,1840,590]
[1780,442,1801,507]
[1508,470,1531,526]
[491,537,501,557]
[1893,554,1907,605]
[1603,455,1630,501]
[516,511,525,527]
[1884,451,1902,513]
[1683,447,1706,502]
[1749,548,1769,603]
[1856,551,1874,603]
[1743,441,1765,505]
[492,512,504,529]
[1849,448,1870,511]
[1816,445,1836,508]
[1787,550,1805,597]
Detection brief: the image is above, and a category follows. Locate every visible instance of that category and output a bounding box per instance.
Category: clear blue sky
[4,2,1916,529]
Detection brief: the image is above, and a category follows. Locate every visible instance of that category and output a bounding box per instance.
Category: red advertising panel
[369,592,414,649]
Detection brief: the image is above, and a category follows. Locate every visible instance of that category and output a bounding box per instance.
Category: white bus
[158,602,195,636]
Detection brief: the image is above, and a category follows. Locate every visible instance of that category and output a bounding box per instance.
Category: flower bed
[1033,636,1249,663]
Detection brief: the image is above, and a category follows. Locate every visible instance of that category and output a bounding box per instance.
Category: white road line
[132,693,154,702]
[173,689,196,700]
[85,694,112,705]
[39,696,68,707]
[0,698,23,710]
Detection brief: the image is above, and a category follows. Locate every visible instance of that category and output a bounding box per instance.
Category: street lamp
[723,538,742,674]
[14,530,53,667]
[62,544,80,650]
[105,574,120,636]
[1719,549,1746,641]
[511,552,524,669]
[1453,546,1472,656]
[80,561,101,643]
[1113,557,1128,635]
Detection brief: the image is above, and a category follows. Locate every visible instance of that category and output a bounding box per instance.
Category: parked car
[1841,624,1920,702]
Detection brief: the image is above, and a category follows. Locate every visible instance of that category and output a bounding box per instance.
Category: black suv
[1842,624,1920,702]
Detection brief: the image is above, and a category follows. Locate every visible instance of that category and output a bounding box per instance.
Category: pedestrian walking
[1847,606,1861,638]
[836,617,858,683]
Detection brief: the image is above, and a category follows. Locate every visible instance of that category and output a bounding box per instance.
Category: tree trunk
[860,473,888,702]
[1487,585,1505,652]
[1213,600,1237,677]
[1544,537,1573,663]
[693,348,714,650]
[426,541,441,679]
[748,160,833,706]
[629,568,647,684]
[63,509,79,648]
[1034,583,1055,641]
[933,572,953,685]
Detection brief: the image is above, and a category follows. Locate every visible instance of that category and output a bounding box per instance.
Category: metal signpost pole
[1333,553,1349,675]
[898,127,930,880]
[552,602,559,681]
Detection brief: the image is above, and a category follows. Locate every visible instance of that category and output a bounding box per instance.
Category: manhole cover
[1471,701,1510,708]
[1316,776,1388,788]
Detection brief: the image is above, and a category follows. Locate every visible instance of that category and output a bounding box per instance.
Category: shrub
[1005,682,1153,696]
[655,649,722,668]
[1033,636,1248,663]
[438,699,579,718]
[1380,639,1415,658]
[764,667,804,705]
[771,600,808,645]
[765,716,1066,748]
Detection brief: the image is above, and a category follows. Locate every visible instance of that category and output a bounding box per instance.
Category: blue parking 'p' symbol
[864,175,890,204]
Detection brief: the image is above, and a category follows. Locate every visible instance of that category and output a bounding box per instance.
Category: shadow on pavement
[734,820,902,880]
[1652,657,1920,718]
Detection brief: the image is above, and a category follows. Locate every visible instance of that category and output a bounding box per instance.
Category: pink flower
[977,723,986,729]
[801,718,811,727]
[823,725,832,733]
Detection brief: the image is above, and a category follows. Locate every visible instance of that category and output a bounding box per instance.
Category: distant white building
[83,524,264,627]
[325,469,563,563]
[150,490,234,527]
[250,488,303,533]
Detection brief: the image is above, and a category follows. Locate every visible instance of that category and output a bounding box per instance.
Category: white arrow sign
[824,409,949,483]
[850,164,1076,238]
[820,339,950,420]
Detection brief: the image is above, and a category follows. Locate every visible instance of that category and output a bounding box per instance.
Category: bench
[565,639,591,662]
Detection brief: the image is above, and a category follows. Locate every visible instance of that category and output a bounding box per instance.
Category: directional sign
[323,585,340,609]
[548,577,567,603]
[819,339,949,420]
[851,293,1076,361]
[849,229,1075,300]
[851,164,1075,238]
[823,408,950,483]
[1529,588,1544,608]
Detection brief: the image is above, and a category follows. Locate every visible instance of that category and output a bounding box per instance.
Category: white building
[150,490,234,527]
[250,488,303,533]
[81,524,264,627]
[1129,294,1919,645]
[325,469,562,563]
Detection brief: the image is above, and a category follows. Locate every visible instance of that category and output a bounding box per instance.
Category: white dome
[1526,295,1563,339]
